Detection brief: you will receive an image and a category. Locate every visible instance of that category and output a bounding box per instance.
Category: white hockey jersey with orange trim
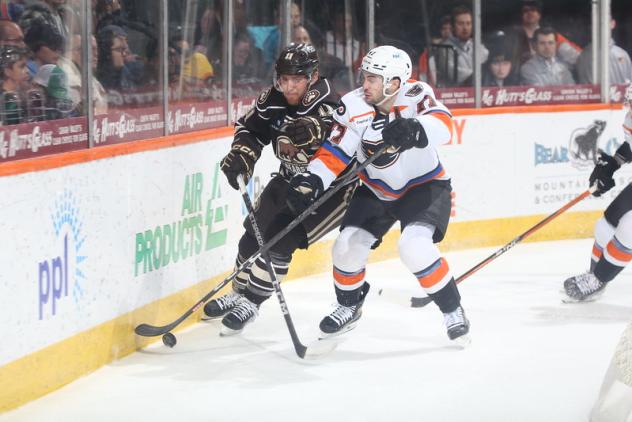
[624,111,632,144]
[308,80,453,201]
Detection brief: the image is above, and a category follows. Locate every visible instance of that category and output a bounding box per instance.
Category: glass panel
[301,0,365,96]
[231,0,280,120]
[167,0,228,134]
[0,0,89,162]
[93,0,164,144]
[375,0,475,108]
[482,0,598,107]
[610,0,632,102]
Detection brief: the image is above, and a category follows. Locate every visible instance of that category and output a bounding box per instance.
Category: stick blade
[135,323,171,337]
[410,296,433,308]
[301,338,338,360]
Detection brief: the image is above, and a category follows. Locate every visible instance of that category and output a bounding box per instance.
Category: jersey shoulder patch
[297,78,338,115]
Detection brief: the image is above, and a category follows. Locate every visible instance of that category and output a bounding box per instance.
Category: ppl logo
[37,190,87,320]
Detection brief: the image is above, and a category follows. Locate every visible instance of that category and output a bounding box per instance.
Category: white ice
[2,238,632,422]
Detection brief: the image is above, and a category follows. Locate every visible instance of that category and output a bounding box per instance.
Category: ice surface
[2,239,632,422]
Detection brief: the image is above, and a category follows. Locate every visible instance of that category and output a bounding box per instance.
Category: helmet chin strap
[375,78,401,107]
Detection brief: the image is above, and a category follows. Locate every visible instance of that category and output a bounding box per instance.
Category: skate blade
[560,291,604,304]
[318,320,359,340]
[201,315,224,322]
[451,334,471,348]
[219,325,243,336]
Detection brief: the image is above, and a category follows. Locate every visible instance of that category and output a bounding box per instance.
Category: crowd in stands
[419,0,632,88]
[0,0,630,127]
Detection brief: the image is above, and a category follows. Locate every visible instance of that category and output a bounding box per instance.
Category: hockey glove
[220,142,258,190]
[278,116,324,148]
[589,151,619,197]
[381,118,428,151]
[286,172,324,215]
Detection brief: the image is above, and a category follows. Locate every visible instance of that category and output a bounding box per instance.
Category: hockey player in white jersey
[563,84,632,302]
[286,45,470,342]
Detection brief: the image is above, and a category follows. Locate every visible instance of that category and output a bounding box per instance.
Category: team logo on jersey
[302,89,321,106]
[336,101,347,116]
[568,120,607,170]
[361,139,400,169]
[276,135,311,174]
[405,84,423,97]
[258,87,272,105]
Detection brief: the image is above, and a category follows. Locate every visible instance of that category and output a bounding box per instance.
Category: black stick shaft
[237,176,307,358]
[135,146,388,337]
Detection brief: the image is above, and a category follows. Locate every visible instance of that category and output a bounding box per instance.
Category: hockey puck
[378,288,383,295]
[162,332,177,348]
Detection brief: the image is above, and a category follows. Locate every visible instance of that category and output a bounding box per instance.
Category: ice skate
[219,297,259,336]
[563,272,606,303]
[203,290,243,320]
[443,306,470,347]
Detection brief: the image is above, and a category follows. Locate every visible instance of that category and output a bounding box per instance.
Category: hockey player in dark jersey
[203,43,355,335]
[563,84,632,302]
[286,45,470,344]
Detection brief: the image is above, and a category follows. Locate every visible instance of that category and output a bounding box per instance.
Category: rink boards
[0,104,629,412]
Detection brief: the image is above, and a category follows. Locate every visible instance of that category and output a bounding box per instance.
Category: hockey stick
[134,145,388,337]
[410,188,594,308]
[237,176,336,359]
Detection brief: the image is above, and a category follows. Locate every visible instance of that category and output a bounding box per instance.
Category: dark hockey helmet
[275,43,319,77]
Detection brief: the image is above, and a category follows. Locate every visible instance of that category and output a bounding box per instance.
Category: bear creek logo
[568,120,607,170]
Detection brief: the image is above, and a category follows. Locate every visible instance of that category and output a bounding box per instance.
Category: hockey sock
[334,281,370,306]
[232,253,250,293]
[244,252,290,305]
[591,217,616,272]
[594,235,632,283]
[427,278,461,314]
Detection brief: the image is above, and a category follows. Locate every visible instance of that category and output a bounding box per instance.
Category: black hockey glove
[589,151,619,197]
[286,172,324,215]
[278,116,324,148]
[220,142,258,190]
[381,118,428,151]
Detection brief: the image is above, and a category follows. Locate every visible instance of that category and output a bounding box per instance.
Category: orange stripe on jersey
[333,268,365,286]
[429,112,454,136]
[313,147,348,176]
[606,241,632,262]
[392,105,409,113]
[349,110,376,122]
[417,258,450,289]
[592,243,603,259]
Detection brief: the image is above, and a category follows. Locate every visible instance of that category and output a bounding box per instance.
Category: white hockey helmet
[360,45,412,87]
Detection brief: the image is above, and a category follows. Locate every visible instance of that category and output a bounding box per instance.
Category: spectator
[576,18,632,85]
[293,25,351,94]
[441,5,489,86]
[96,24,138,91]
[483,42,519,87]
[418,15,452,84]
[325,11,361,64]
[260,2,302,68]
[520,27,575,86]
[0,44,28,124]
[32,63,73,119]
[507,0,581,68]
[0,19,25,48]
[182,50,214,96]
[193,3,222,61]
[58,34,107,114]
[0,0,24,22]
[24,23,64,76]
[20,0,68,41]
[232,32,263,85]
